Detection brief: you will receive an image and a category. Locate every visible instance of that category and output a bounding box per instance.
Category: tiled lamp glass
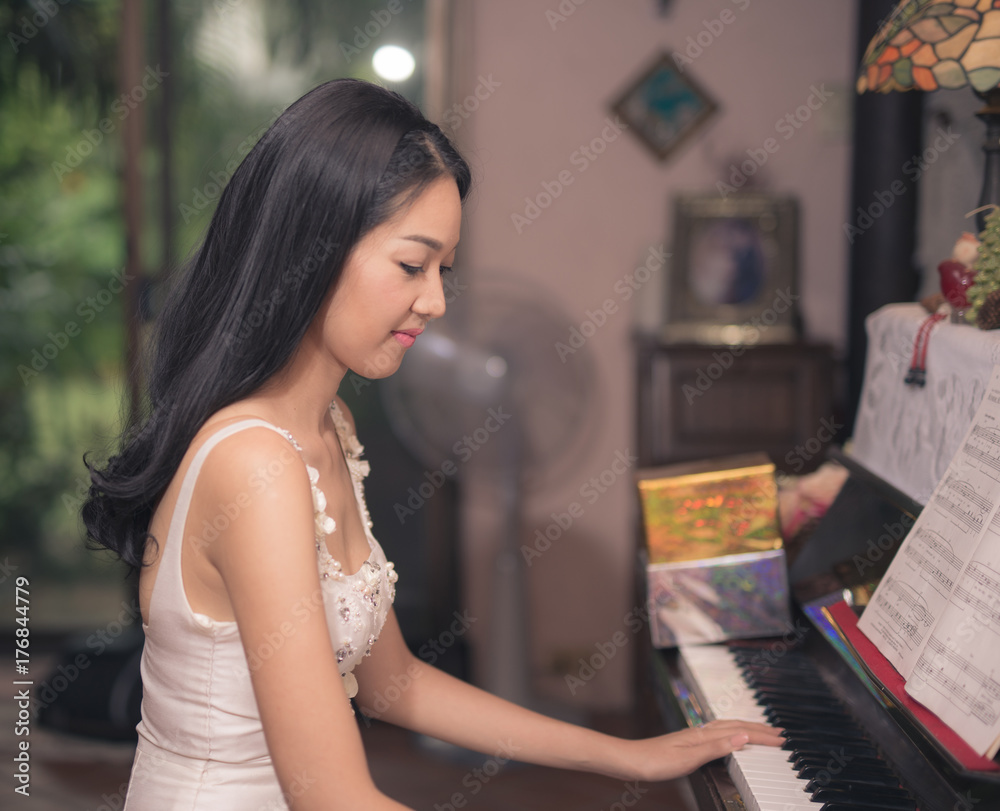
[857,0,1000,228]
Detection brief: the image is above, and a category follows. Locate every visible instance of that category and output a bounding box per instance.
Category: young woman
[84,79,782,810]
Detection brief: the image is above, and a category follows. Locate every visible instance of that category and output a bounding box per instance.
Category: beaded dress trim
[276,402,397,699]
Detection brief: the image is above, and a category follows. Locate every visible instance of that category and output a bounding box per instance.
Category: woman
[84,79,781,810]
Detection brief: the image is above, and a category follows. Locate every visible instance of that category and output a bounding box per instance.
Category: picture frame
[663,193,800,344]
[611,52,718,162]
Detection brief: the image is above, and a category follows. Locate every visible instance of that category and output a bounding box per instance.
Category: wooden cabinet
[636,338,837,472]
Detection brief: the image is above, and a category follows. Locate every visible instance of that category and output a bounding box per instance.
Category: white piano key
[679,645,819,811]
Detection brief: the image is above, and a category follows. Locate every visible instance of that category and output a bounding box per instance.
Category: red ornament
[938,259,977,310]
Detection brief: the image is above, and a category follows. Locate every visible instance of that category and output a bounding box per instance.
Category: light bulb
[372,45,415,82]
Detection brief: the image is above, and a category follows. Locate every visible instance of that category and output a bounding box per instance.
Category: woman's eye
[440,265,454,275]
[401,263,422,275]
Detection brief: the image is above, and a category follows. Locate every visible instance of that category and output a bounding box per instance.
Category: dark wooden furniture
[635,337,837,471]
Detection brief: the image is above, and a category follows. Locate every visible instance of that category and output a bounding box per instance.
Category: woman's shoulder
[188,416,311,509]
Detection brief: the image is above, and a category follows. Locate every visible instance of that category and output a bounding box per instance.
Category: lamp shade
[857,0,1000,94]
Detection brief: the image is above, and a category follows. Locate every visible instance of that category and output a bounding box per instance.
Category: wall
[445,0,856,709]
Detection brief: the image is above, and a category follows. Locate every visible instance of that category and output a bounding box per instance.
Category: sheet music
[858,366,1000,679]
[906,518,1000,757]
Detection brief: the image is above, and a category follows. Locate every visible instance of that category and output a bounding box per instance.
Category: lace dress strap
[329,400,371,484]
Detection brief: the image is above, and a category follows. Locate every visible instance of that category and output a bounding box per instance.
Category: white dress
[124,403,397,810]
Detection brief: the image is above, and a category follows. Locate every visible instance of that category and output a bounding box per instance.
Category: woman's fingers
[686,720,785,753]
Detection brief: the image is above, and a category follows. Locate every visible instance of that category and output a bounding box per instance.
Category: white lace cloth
[851,303,1000,504]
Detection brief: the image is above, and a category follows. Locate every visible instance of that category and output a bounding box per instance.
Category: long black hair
[83,79,472,569]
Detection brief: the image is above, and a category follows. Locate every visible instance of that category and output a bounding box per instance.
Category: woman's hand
[616,720,785,782]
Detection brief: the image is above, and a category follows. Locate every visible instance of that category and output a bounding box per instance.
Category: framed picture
[664,193,799,344]
[611,52,718,162]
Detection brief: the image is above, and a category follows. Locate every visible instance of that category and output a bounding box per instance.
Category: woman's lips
[392,329,422,348]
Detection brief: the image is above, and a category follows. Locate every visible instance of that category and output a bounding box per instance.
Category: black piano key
[756,692,837,705]
[748,674,830,687]
[766,712,865,728]
[798,764,902,786]
[783,741,881,759]
[757,690,845,704]
[819,807,917,811]
[811,784,913,802]
[747,671,828,682]
[737,655,817,669]
[768,707,859,723]
[780,728,873,745]
[765,703,855,719]
[817,797,917,811]
[723,641,915,809]
[805,775,904,792]
[792,753,890,771]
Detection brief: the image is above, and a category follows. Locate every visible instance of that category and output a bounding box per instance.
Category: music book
[858,364,1000,759]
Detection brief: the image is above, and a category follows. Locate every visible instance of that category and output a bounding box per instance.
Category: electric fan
[381,271,600,704]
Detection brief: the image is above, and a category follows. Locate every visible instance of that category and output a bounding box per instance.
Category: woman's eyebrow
[400,234,443,251]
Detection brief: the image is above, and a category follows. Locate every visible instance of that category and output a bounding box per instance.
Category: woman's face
[316,176,462,380]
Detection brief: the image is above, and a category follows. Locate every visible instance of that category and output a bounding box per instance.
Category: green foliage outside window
[0,0,425,628]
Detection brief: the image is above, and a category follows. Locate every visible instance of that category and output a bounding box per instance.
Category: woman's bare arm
[198,427,411,810]
[353,611,783,784]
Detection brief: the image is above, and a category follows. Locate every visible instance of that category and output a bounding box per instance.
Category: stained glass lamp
[857,0,1000,227]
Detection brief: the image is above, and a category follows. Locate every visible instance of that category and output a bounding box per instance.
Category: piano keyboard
[679,642,918,811]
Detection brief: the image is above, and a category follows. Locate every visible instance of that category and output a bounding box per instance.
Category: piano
[650,449,1000,811]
